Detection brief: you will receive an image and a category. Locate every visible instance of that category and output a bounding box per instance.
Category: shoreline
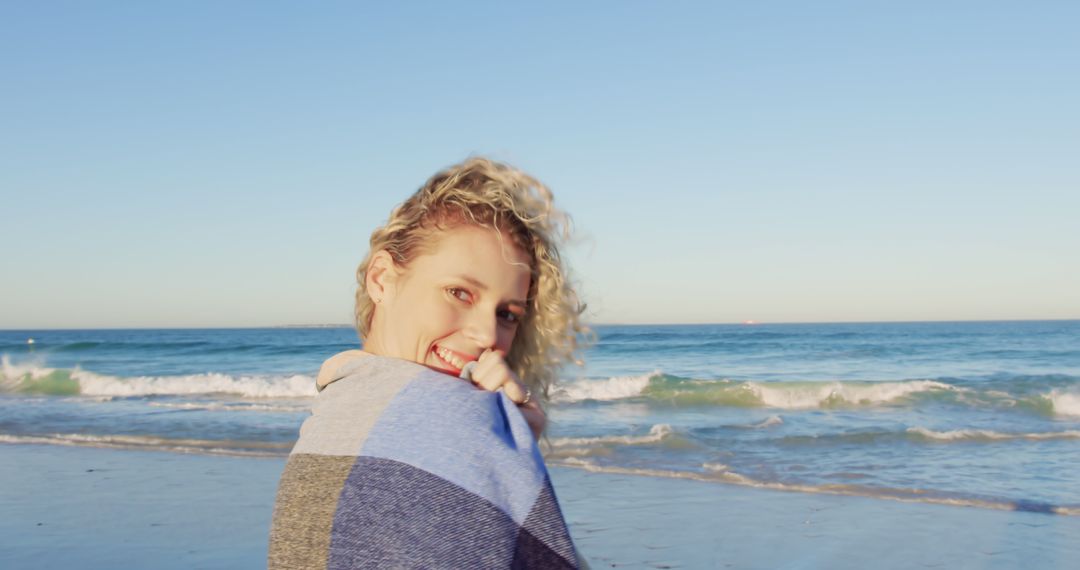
[5,443,1079,569]
[546,458,1080,517]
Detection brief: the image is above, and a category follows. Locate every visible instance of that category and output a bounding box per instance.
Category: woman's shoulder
[316,349,371,391]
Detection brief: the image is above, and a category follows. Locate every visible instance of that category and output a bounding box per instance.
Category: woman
[269,157,591,569]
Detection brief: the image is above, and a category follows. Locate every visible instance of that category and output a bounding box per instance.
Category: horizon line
[3,317,1079,332]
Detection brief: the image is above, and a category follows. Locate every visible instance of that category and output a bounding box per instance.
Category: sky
[2,1,1078,328]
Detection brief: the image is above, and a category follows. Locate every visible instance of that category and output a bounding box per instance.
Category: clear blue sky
[3,1,1078,328]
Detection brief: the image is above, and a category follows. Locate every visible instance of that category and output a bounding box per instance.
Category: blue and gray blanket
[268,352,584,569]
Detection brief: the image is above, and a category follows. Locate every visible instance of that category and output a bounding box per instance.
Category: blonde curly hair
[354,157,591,407]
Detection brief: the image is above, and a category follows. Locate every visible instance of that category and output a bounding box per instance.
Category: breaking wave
[906,427,1080,442]
[552,370,1080,416]
[551,371,661,402]
[1048,390,1080,417]
[1,356,315,398]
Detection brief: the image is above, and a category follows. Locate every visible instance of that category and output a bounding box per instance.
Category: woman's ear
[366,250,399,305]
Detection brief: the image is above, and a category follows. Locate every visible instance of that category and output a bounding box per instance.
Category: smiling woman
[354,157,591,418]
[363,225,534,412]
[269,157,592,569]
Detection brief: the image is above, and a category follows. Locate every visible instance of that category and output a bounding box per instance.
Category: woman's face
[366,225,532,376]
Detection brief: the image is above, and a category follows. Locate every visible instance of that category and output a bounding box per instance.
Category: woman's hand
[470,349,547,441]
[515,399,547,443]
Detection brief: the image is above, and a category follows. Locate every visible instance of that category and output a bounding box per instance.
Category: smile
[432,345,474,372]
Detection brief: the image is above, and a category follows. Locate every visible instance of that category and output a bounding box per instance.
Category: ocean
[2,321,1079,515]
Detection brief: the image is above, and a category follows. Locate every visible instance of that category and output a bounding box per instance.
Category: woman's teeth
[436,346,465,369]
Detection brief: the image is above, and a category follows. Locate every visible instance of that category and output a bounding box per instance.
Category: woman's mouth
[431,345,472,373]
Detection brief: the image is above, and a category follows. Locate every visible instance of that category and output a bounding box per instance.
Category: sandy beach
[3,443,1077,569]
[6,0,1079,566]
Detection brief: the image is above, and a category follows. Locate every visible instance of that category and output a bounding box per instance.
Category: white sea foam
[741,415,784,429]
[1048,390,1080,417]
[73,369,316,398]
[550,372,961,410]
[0,354,53,384]
[907,427,1080,442]
[0,433,291,457]
[751,380,955,409]
[2,356,317,398]
[146,401,308,413]
[702,462,730,472]
[550,371,660,403]
[550,457,1080,516]
[548,424,674,447]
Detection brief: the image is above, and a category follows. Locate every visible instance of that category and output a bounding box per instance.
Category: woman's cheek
[495,327,517,354]
[428,291,457,323]
[436,298,467,332]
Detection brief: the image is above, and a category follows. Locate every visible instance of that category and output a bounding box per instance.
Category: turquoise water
[2,321,1078,513]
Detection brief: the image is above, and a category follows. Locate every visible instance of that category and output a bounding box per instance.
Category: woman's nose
[463,310,497,349]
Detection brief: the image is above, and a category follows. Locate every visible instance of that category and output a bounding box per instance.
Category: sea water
[2,321,1078,514]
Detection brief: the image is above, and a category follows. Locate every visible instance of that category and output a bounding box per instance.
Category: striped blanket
[268,352,584,569]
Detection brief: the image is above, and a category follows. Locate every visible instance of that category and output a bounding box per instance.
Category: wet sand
[2,444,1077,569]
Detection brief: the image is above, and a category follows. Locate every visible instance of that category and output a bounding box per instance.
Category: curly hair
[354,157,591,409]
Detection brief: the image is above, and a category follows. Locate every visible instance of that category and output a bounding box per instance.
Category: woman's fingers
[470,349,502,390]
[503,378,531,405]
[471,349,531,405]
[470,350,544,439]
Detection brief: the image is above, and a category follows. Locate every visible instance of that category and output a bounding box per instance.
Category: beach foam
[1048,390,1080,417]
[548,423,676,447]
[1,357,316,398]
[551,371,660,402]
[554,369,959,409]
[907,427,1080,442]
[751,380,956,409]
[552,457,1080,516]
[76,370,316,398]
[0,433,292,457]
[719,415,785,429]
[145,401,309,413]
[542,424,696,461]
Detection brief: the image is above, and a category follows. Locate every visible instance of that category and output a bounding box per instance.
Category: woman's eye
[498,310,521,325]
[447,288,471,303]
